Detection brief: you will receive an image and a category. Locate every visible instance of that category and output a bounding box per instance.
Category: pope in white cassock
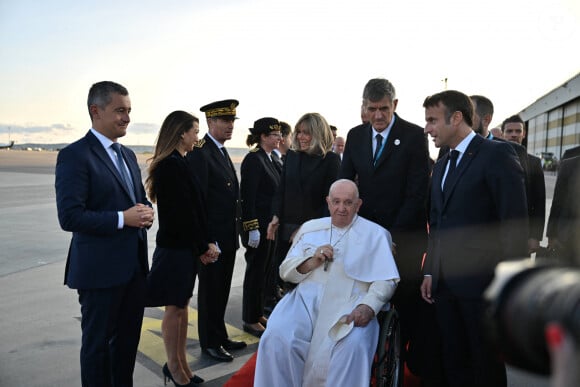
[254,179,400,387]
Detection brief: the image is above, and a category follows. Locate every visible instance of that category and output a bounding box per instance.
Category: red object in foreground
[223,352,257,387]
[224,351,422,387]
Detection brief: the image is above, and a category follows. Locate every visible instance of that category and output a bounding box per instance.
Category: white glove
[248,229,260,248]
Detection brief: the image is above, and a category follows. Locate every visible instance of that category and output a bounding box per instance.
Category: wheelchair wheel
[371,308,402,387]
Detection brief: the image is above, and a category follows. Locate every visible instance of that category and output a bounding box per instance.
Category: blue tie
[111,143,136,203]
[373,134,383,165]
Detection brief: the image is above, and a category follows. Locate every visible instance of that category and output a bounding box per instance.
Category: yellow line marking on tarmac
[138,306,260,368]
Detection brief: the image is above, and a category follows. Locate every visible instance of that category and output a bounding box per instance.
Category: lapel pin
[394,139,400,146]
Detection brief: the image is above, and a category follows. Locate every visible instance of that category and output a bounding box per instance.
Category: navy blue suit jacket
[339,115,430,279]
[56,130,150,289]
[339,114,430,234]
[426,135,528,297]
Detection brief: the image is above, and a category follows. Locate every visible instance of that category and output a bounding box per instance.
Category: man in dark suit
[55,81,155,386]
[547,156,580,266]
[502,114,546,252]
[421,90,528,387]
[186,99,246,362]
[339,78,430,375]
[562,144,580,160]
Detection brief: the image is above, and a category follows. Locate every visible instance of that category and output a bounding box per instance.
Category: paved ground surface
[0,150,554,386]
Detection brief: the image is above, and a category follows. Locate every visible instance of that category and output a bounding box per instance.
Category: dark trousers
[263,238,293,310]
[242,235,273,323]
[197,249,236,349]
[77,271,146,387]
[434,287,506,387]
[390,236,425,368]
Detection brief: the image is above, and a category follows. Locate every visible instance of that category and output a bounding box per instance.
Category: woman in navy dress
[146,111,219,386]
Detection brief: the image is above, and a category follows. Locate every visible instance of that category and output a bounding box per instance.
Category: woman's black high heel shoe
[191,374,204,384]
[162,363,198,386]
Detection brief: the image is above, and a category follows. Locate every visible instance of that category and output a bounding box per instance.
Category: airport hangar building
[519,71,580,160]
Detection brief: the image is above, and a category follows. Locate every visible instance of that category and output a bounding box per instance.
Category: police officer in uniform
[186,99,246,362]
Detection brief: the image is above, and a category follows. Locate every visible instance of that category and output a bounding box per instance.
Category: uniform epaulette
[194,139,206,148]
[249,147,259,153]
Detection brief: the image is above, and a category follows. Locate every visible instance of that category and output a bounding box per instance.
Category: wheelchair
[370,307,402,387]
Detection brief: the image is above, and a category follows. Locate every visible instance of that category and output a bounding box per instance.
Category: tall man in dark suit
[421,90,528,387]
[547,156,580,266]
[339,78,430,374]
[501,114,546,252]
[467,97,535,253]
[186,99,246,362]
[55,81,155,386]
[562,145,580,160]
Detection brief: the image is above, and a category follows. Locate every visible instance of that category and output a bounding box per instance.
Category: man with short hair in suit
[186,99,246,362]
[339,78,430,375]
[55,81,155,386]
[421,90,528,387]
[502,114,546,253]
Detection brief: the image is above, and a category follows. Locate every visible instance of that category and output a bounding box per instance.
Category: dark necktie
[221,146,236,173]
[443,149,460,192]
[373,134,383,165]
[111,143,136,203]
[271,152,283,174]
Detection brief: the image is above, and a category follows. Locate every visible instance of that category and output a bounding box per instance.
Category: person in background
[562,145,580,160]
[330,125,338,140]
[339,78,430,379]
[255,179,399,387]
[547,155,580,266]
[333,136,345,160]
[267,113,341,297]
[469,96,528,177]
[186,99,246,362]
[501,114,546,253]
[360,103,369,124]
[240,117,282,337]
[271,121,291,173]
[490,127,503,139]
[421,90,528,387]
[263,120,293,311]
[55,81,155,386]
[146,111,219,386]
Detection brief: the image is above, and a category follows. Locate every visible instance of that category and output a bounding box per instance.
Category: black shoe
[203,346,234,362]
[263,304,274,317]
[243,323,265,338]
[162,363,197,386]
[191,374,204,384]
[222,338,247,350]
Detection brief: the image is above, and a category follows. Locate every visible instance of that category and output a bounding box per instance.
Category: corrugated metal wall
[526,98,580,159]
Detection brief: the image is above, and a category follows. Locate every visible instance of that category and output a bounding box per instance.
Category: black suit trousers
[434,287,506,387]
[197,249,236,349]
[77,270,146,387]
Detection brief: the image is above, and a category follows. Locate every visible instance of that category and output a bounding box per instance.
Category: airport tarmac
[0,150,552,386]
